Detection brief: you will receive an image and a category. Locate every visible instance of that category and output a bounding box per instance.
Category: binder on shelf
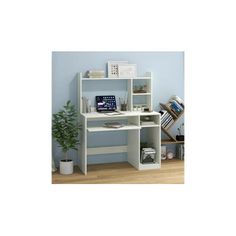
[162,116,172,128]
[160,109,174,128]
[170,102,182,114]
[164,119,174,129]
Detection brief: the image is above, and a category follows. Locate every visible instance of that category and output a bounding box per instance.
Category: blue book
[171,102,182,114]
[172,100,183,111]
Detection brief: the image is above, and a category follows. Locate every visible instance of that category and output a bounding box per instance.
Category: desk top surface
[81,111,160,119]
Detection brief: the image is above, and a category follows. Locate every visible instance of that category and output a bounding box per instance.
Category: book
[170,103,182,114]
[89,70,105,74]
[88,75,104,78]
[161,113,171,124]
[159,110,167,118]
[162,116,172,127]
[164,119,174,129]
[173,100,183,110]
[162,114,173,126]
[163,118,174,129]
[160,110,171,122]
[171,100,183,112]
[161,112,170,120]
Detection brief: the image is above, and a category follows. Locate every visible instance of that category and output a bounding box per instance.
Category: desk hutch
[77,72,161,175]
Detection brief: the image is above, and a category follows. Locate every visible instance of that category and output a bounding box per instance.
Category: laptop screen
[96,95,117,112]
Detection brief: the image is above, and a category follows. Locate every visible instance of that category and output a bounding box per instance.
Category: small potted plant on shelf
[176,123,184,141]
[52,100,80,175]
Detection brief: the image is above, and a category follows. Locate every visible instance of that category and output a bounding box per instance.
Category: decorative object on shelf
[142,107,152,112]
[133,84,147,93]
[166,152,174,160]
[52,101,80,175]
[107,61,128,78]
[86,70,105,78]
[133,105,142,111]
[176,123,184,141]
[141,148,156,164]
[120,103,127,111]
[140,116,155,125]
[161,146,167,160]
[119,94,128,111]
[118,64,137,78]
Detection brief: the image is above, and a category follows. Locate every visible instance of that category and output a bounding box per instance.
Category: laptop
[95,95,117,112]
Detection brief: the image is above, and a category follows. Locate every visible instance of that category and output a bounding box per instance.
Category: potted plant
[52,100,80,175]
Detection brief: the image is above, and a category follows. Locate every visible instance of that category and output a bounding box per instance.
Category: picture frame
[107,61,128,78]
[118,64,137,78]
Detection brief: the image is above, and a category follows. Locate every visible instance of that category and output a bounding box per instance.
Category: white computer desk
[78,111,161,175]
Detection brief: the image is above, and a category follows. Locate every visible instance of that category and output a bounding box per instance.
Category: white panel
[139,163,160,170]
[127,79,133,111]
[78,115,87,174]
[87,146,128,155]
[77,72,83,114]
[127,129,140,170]
[87,125,140,132]
[148,126,160,165]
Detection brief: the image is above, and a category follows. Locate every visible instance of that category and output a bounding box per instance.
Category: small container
[137,106,142,112]
[121,103,127,111]
[176,135,184,141]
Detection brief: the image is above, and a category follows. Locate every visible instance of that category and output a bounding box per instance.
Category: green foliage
[52,101,80,159]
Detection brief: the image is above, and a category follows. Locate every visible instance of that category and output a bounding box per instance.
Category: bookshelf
[160,102,184,145]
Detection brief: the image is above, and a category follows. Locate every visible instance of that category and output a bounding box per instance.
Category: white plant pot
[60,160,73,175]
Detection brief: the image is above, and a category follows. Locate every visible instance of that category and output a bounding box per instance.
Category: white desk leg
[79,115,87,175]
[127,129,140,170]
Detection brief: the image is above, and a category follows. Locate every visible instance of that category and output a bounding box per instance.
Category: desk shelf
[139,163,160,170]
[87,125,141,132]
[141,124,159,128]
[132,93,151,96]
[81,76,152,81]
[161,140,184,145]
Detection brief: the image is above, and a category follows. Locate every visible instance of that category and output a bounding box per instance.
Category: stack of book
[159,110,174,129]
[167,99,184,116]
[87,70,105,78]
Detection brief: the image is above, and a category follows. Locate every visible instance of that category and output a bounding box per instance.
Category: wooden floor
[52,159,184,184]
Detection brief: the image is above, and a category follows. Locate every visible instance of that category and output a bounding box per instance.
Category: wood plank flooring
[52,159,184,184]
